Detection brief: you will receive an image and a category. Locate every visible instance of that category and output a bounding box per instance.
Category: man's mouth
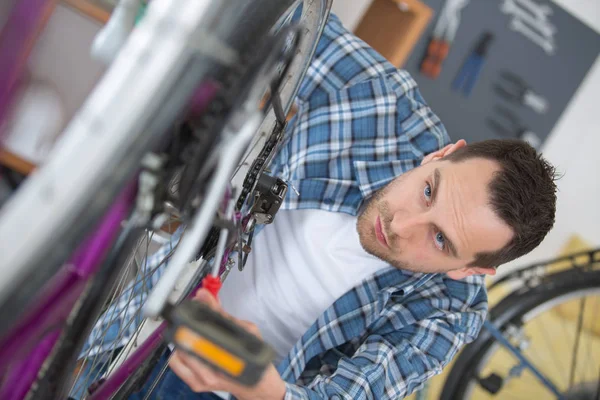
[375,216,389,248]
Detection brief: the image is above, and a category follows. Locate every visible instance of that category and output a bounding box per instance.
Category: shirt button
[324,198,334,205]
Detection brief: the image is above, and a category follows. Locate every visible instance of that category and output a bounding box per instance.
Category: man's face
[357,157,514,278]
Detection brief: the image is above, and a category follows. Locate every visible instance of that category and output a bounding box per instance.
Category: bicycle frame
[0,186,134,399]
[482,321,565,399]
[0,0,332,397]
[0,79,218,399]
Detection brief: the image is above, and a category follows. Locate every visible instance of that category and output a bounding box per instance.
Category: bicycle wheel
[14,1,331,398]
[441,254,600,400]
[0,0,309,332]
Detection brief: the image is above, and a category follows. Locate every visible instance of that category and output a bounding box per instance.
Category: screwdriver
[420,0,470,79]
[199,189,237,299]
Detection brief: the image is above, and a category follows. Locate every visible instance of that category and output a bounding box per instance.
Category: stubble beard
[356,185,406,269]
[356,180,445,274]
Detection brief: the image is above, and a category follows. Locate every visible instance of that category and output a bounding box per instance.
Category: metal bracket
[249,174,288,225]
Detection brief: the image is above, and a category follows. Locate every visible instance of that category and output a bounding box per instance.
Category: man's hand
[168,289,286,400]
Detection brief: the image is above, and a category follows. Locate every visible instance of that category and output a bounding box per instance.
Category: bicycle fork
[483,320,566,400]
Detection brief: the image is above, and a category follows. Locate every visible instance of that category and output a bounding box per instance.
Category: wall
[28,4,105,122]
[0,3,106,164]
[494,0,600,274]
[332,0,600,275]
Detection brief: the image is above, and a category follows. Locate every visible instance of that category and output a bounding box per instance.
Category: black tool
[452,32,494,97]
[487,106,541,149]
[494,70,548,114]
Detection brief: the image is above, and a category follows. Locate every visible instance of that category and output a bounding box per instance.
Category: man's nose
[390,211,428,240]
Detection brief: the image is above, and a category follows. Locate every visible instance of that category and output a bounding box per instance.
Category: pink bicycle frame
[0,9,221,391]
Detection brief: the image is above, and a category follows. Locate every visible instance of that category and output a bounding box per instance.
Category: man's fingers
[169,351,209,393]
[194,288,220,309]
[231,318,262,338]
[176,350,227,391]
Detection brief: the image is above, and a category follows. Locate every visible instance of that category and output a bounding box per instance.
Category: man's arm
[282,310,479,399]
[171,277,487,400]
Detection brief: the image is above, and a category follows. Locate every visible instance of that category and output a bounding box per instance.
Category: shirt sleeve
[282,287,487,400]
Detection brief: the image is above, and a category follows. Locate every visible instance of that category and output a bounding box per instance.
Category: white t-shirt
[219,209,389,363]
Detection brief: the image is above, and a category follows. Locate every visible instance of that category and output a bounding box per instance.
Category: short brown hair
[446,139,558,268]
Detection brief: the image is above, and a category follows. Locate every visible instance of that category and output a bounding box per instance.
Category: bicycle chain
[175,58,288,215]
[235,121,285,211]
[175,60,248,211]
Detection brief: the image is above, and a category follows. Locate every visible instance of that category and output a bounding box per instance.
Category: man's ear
[447,265,496,280]
[421,139,467,166]
[442,139,467,157]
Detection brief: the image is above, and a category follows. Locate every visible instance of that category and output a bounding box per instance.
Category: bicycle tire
[0,0,300,333]
[18,2,331,398]
[33,22,290,400]
[28,224,145,399]
[440,267,600,400]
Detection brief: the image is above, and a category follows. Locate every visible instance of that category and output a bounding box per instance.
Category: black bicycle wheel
[441,265,600,400]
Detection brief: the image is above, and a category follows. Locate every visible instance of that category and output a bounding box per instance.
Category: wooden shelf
[61,0,111,24]
[0,149,36,175]
[354,0,433,68]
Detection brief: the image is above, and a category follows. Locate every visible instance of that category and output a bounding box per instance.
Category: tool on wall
[420,0,470,79]
[494,70,548,114]
[487,106,542,149]
[501,0,556,55]
[514,0,553,18]
[451,32,494,97]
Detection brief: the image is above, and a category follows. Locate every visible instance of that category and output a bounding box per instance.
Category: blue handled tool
[452,32,494,97]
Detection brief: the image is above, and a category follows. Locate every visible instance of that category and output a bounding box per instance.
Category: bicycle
[0,0,332,398]
[440,247,600,400]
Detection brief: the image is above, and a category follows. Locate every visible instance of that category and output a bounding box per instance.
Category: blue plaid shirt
[84,14,488,400]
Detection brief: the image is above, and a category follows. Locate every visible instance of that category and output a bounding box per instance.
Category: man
[128,13,557,399]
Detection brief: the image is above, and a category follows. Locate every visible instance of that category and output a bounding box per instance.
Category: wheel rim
[68,223,185,399]
[462,288,600,400]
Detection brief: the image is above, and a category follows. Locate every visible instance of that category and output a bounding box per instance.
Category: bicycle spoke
[92,231,177,344]
[108,231,156,370]
[584,297,600,380]
[72,230,179,397]
[104,234,153,377]
[70,260,135,397]
[569,297,586,389]
[534,317,567,387]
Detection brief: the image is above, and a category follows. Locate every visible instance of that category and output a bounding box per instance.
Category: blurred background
[0,1,599,398]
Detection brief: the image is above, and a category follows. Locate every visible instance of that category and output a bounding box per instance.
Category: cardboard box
[355,0,433,67]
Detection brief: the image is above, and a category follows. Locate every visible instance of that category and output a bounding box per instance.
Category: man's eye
[435,232,445,250]
[424,184,432,201]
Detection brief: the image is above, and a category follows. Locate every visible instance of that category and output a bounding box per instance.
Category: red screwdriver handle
[202,275,222,299]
